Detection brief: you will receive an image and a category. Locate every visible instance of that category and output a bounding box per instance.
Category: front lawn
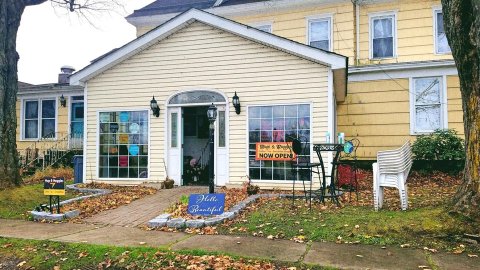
[217,171,479,253]
[0,238,326,270]
[0,182,78,219]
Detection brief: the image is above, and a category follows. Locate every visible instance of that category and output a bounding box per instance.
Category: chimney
[58,65,75,84]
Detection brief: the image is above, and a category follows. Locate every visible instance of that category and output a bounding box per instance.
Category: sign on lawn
[43,177,65,196]
[255,142,296,161]
[187,193,225,216]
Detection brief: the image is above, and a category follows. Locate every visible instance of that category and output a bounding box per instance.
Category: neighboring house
[69,0,463,188]
[17,66,84,169]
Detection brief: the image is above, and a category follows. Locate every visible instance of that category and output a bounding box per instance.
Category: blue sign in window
[187,193,225,216]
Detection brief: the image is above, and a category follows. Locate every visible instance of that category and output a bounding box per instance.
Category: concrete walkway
[84,186,207,227]
[0,219,478,269]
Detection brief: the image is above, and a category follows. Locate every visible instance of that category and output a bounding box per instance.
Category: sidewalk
[1,186,478,269]
[0,218,477,269]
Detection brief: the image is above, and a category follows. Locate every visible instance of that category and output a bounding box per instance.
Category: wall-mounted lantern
[59,94,66,107]
[232,91,241,115]
[150,96,160,117]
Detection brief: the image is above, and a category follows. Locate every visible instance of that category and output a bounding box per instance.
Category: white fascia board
[17,88,84,96]
[348,60,457,82]
[71,9,347,85]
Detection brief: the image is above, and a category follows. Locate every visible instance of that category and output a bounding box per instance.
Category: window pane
[415,78,441,105]
[42,119,55,138]
[373,38,393,58]
[373,18,393,38]
[42,100,55,118]
[310,40,329,51]
[256,25,271,33]
[171,113,178,148]
[436,12,451,53]
[25,101,38,119]
[416,105,441,131]
[24,120,38,139]
[218,111,226,147]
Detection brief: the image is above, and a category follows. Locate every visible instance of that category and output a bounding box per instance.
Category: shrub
[412,129,465,174]
[24,166,74,184]
[412,129,465,160]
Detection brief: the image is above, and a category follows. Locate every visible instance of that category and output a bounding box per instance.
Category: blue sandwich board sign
[187,193,225,216]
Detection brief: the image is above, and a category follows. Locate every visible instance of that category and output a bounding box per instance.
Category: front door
[70,101,84,149]
[167,107,183,186]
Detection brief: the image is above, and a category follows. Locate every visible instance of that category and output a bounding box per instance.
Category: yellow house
[17,66,84,170]
[70,0,463,188]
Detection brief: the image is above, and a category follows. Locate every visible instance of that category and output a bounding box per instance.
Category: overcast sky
[17,0,155,85]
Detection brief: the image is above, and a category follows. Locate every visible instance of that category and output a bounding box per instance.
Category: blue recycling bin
[72,155,83,184]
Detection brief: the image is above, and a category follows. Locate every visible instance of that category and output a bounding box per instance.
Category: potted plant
[243,175,260,195]
[162,158,175,189]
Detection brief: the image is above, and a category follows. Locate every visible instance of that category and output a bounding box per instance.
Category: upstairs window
[434,10,451,54]
[308,18,331,51]
[370,13,396,58]
[23,99,56,139]
[411,77,446,133]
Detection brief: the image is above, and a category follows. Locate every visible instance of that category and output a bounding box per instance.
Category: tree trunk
[0,1,27,189]
[442,0,480,221]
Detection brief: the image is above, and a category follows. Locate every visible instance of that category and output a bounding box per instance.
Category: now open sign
[187,193,225,216]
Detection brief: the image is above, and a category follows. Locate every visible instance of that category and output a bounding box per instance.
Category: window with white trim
[255,24,272,33]
[411,77,445,133]
[370,14,396,58]
[308,18,331,51]
[98,111,149,179]
[434,10,451,54]
[248,104,311,181]
[23,99,56,139]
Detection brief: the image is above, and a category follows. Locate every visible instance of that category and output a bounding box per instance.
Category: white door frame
[165,89,229,187]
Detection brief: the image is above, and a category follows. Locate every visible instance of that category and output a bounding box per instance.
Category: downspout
[355,1,360,65]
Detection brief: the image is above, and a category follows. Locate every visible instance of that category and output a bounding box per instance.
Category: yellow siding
[231,2,354,63]
[135,0,452,66]
[357,0,452,64]
[86,22,330,189]
[338,76,464,159]
[446,75,464,134]
[16,98,69,152]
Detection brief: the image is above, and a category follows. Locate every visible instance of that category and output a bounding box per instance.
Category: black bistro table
[313,143,344,205]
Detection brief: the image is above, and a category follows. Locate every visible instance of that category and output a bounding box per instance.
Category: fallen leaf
[467,254,478,258]
[17,261,27,267]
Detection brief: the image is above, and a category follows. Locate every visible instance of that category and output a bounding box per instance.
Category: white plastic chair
[372,141,412,211]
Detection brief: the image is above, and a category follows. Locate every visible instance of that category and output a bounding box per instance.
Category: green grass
[0,238,334,269]
[0,181,78,219]
[219,198,478,252]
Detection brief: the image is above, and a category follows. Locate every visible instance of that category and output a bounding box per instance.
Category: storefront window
[98,111,149,179]
[248,104,310,181]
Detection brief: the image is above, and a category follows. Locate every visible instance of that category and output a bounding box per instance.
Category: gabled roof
[18,83,83,95]
[70,8,347,86]
[128,0,216,18]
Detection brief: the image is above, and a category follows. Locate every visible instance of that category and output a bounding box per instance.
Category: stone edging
[30,184,111,221]
[147,193,289,229]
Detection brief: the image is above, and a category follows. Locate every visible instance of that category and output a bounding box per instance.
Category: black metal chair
[336,138,360,201]
[287,136,321,209]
